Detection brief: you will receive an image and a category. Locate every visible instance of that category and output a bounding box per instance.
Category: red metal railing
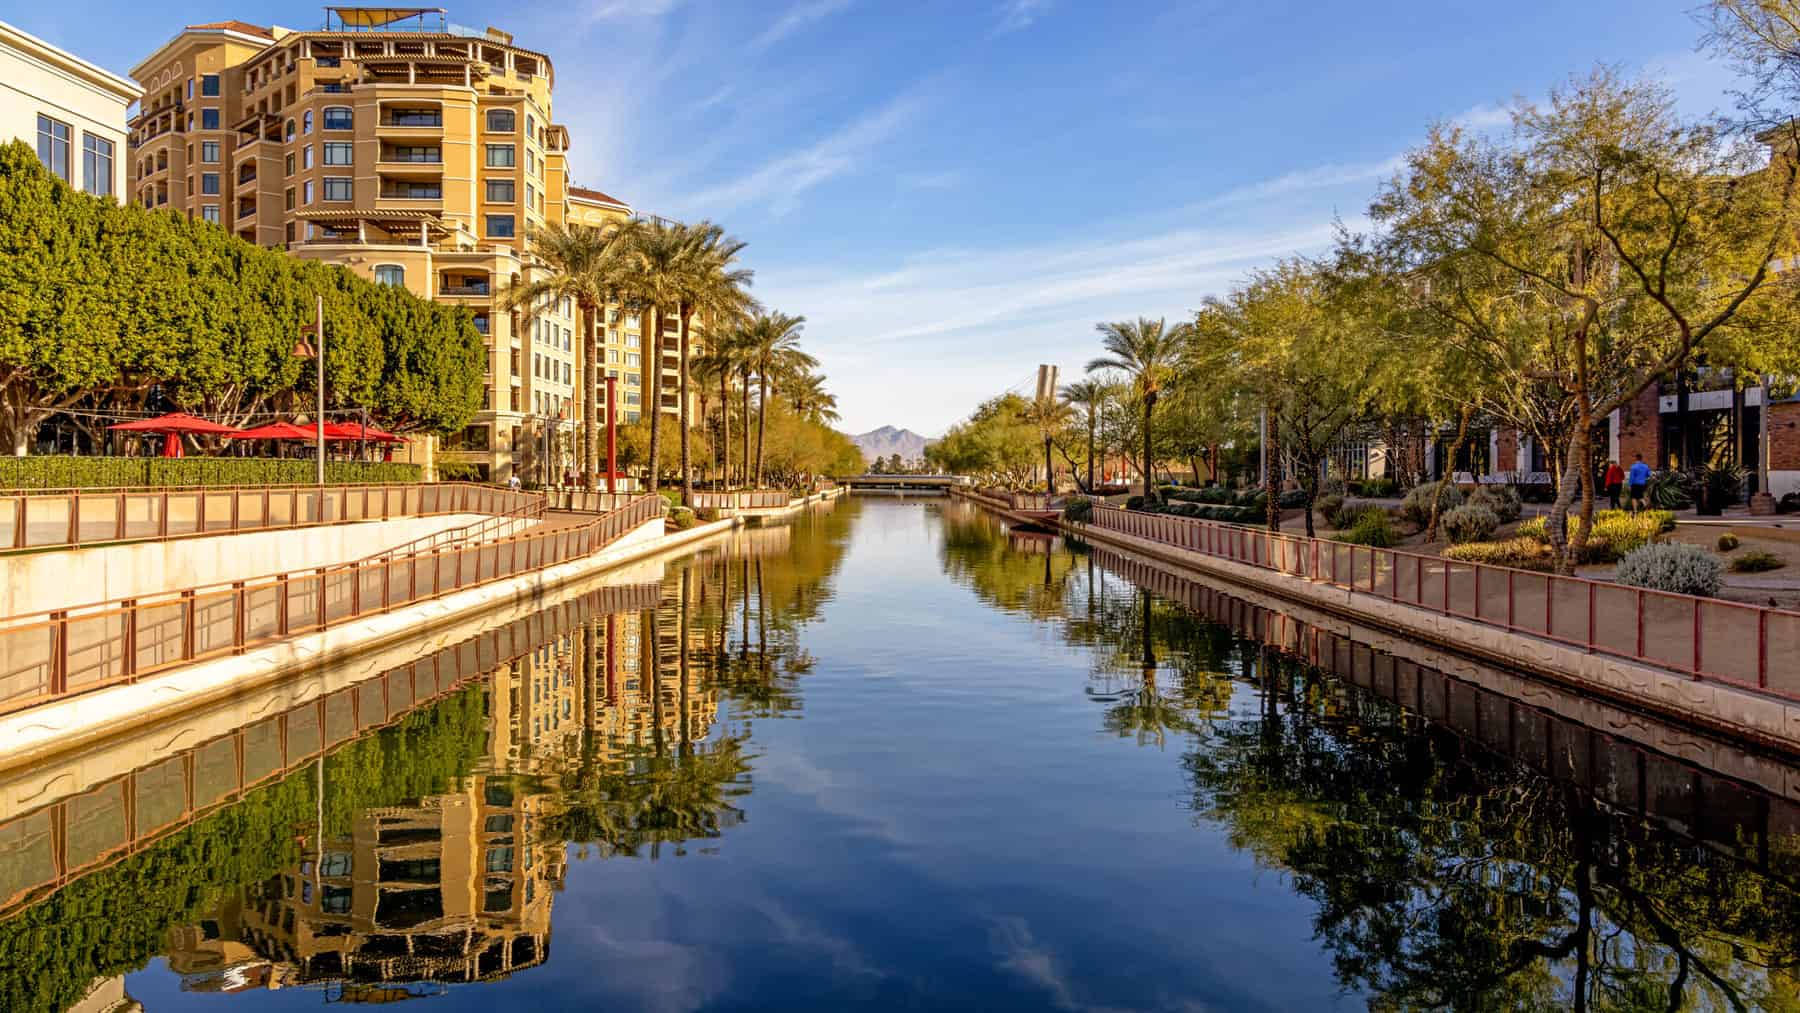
[0,482,540,552]
[0,495,664,717]
[545,489,645,514]
[1084,505,1800,700]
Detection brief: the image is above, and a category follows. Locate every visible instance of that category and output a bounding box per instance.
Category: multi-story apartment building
[2,19,140,199]
[124,9,688,483]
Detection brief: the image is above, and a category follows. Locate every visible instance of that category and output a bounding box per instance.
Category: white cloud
[1202,156,1405,208]
[1451,101,1513,131]
[996,0,1052,33]
[682,91,929,215]
[587,0,683,20]
[751,0,852,50]
[898,169,966,191]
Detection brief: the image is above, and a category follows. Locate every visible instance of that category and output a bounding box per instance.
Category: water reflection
[0,502,853,1011]
[940,499,1800,1010]
[7,496,1800,1009]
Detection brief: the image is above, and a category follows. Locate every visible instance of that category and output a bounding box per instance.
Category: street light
[295,294,325,488]
[604,374,618,495]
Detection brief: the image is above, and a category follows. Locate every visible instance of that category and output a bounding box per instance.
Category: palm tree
[786,370,840,424]
[501,221,621,488]
[673,223,754,506]
[738,312,814,487]
[1059,378,1108,494]
[609,219,692,493]
[1086,317,1193,505]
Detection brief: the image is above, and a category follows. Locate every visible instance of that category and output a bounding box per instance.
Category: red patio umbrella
[321,421,408,443]
[106,412,244,436]
[230,421,319,441]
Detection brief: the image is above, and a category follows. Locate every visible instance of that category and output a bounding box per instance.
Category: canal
[5,496,1799,1010]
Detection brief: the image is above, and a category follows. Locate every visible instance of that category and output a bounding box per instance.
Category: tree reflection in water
[941,503,1800,1010]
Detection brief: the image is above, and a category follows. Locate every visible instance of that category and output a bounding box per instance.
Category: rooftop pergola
[323,7,449,33]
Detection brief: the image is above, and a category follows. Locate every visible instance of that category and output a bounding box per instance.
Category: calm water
[6,496,1800,1010]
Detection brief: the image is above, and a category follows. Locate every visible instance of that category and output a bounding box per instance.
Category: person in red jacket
[1603,459,1625,510]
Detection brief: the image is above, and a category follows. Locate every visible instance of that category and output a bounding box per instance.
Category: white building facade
[1,20,140,199]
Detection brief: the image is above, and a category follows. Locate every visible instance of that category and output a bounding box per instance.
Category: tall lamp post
[294,294,326,488]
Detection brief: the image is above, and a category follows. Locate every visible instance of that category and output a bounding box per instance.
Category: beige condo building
[125,8,686,483]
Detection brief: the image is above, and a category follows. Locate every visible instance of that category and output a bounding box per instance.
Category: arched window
[323,106,353,130]
[302,110,313,134]
[374,264,404,287]
[285,118,295,141]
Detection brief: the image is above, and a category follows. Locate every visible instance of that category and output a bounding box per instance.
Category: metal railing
[545,489,644,514]
[0,482,534,552]
[1084,505,1800,701]
[973,488,1053,512]
[690,490,791,511]
[0,495,663,717]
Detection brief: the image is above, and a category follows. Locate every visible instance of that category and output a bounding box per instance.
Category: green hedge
[0,456,420,489]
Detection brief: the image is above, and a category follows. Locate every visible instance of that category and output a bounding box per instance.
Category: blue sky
[14,2,1741,434]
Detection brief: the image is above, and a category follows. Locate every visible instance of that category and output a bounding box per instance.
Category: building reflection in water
[140,516,841,1002]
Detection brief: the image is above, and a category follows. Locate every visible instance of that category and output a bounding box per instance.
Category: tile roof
[568,186,629,209]
[186,20,274,38]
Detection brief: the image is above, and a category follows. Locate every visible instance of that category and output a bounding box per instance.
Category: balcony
[381,109,443,129]
[379,182,443,200]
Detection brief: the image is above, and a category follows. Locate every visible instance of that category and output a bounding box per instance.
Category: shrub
[666,505,697,530]
[1730,549,1785,573]
[1126,495,1145,511]
[1469,484,1522,523]
[1401,481,1463,530]
[1062,498,1094,523]
[0,456,421,489]
[1334,502,1388,532]
[1615,543,1724,597]
[1717,532,1740,552]
[1337,509,1398,547]
[1317,493,1346,527]
[1278,489,1308,509]
[1516,509,1672,563]
[1518,483,1555,504]
[1320,476,1348,498]
[1780,492,1800,515]
[1441,504,1500,544]
[1443,537,1556,571]
[1647,469,1696,510]
[1364,477,1400,498]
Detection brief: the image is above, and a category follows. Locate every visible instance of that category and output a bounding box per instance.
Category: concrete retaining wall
[1,513,488,617]
[0,514,741,775]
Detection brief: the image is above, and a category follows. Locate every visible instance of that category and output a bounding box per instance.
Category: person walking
[507,472,522,492]
[1603,459,1625,510]
[1627,454,1651,514]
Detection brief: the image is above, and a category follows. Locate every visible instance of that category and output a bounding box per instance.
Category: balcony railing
[381,186,443,199]
[441,283,490,296]
[383,112,443,127]
[381,150,443,164]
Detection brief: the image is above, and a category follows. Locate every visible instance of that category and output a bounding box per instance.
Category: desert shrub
[1401,481,1464,530]
[1333,502,1388,532]
[1359,477,1400,498]
[1278,489,1308,509]
[1647,469,1696,510]
[666,506,697,530]
[1317,493,1346,527]
[1717,532,1740,552]
[1615,543,1724,597]
[1441,504,1500,544]
[1516,509,1672,563]
[1126,495,1145,511]
[1320,476,1348,498]
[1469,484,1522,523]
[1730,549,1785,573]
[1062,498,1094,523]
[1443,537,1556,571]
[1337,509,1398,547]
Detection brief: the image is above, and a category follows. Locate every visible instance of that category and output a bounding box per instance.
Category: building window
[323,107,353,130]
[485,178,514,202]
[526,183,535,210]
[200,173,220,195]
[284,153,294,176]
[303,180,314,204]
[485,144,514,167]
[525,150,535,176]
[201,141,220,163]
[473,313,489,334]
[285,187,294,210]
[323,141,352,165]
[285,221,295,243]
[302,145,313,169]
[81,135,113,197]
[486,214,514,237]
[526,113,534,137]
[186,79,193,100]
[285,119,296,141]
[35,115,70,181]
[302,110,313,134]
[201,108,219,130]
[486,108,514,132]
[374,264,404,286]
[323,177,352,201]
[202,205,220,223]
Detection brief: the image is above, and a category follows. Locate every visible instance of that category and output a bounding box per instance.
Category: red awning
[108,412,244,435]
[322,422,409,444]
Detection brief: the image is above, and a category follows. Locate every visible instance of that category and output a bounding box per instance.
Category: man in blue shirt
[1627,454,1651,514]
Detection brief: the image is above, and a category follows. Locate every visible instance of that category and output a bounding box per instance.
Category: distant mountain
[852,426,934,465]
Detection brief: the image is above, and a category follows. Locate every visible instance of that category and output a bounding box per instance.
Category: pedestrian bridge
[841,474,968,492]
